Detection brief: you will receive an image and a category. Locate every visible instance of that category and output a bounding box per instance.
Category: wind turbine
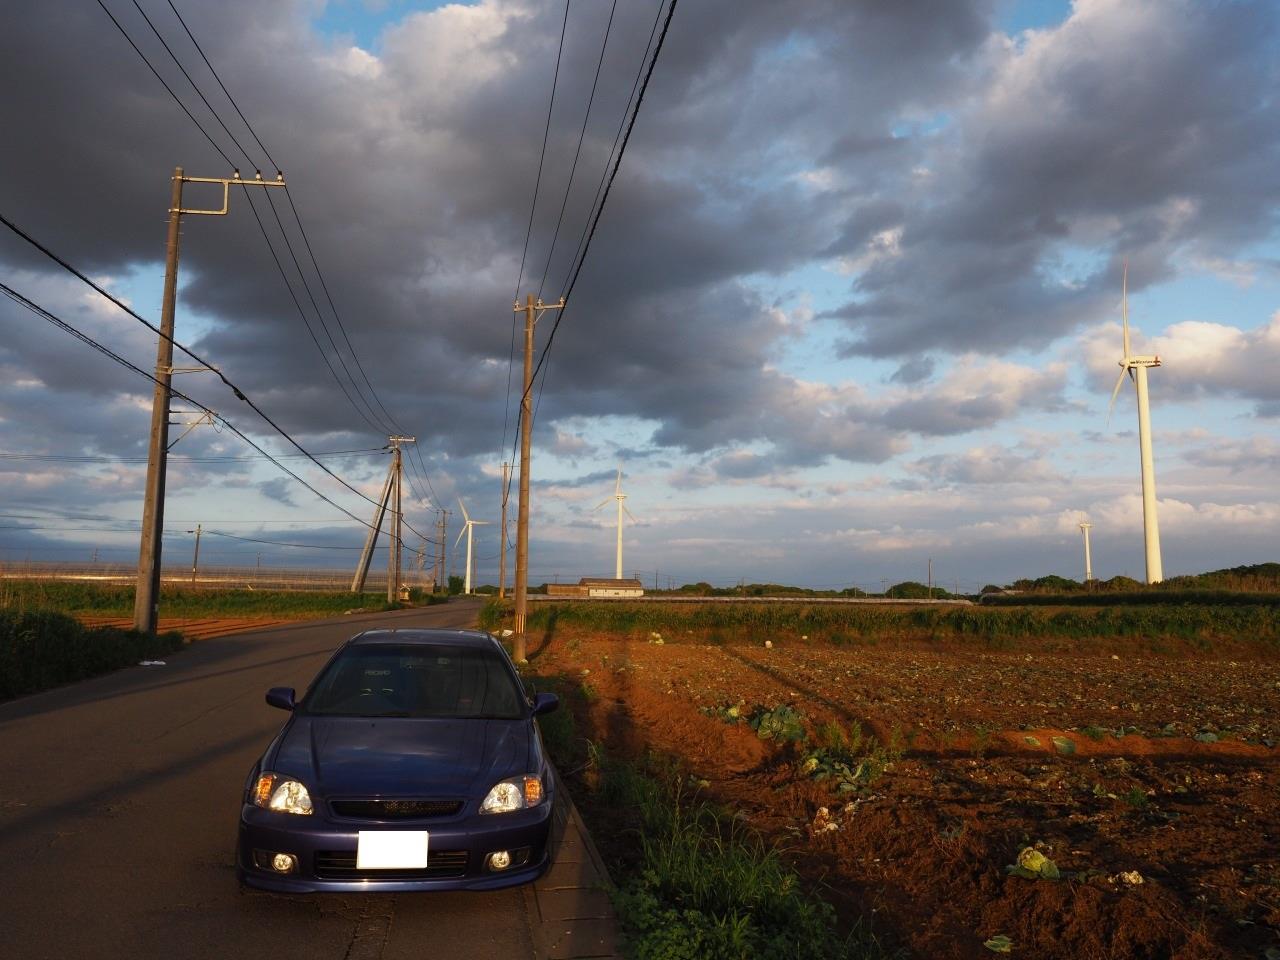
[1107,263,1163,584]
[1078,520,1094,584]
[594,466,636,580]
[455,497,489,595]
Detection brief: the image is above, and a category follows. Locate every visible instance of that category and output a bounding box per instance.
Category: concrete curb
[522,768,622,960]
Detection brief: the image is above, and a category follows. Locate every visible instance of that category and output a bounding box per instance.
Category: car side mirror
[531,692,559,716]
[266,687,296,711]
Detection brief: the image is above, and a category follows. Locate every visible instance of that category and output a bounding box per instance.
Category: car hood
[271,715,532,799]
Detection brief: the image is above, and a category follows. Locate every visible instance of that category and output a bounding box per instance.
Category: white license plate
[356,830,429,869]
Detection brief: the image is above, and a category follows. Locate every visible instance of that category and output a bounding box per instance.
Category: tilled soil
[529,630,1280,960]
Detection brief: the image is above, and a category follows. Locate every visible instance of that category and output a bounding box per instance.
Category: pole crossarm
[176,171,285,216]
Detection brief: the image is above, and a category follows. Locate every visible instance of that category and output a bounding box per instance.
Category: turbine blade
[1106,367,1128,425]
[1121,260,1131,358]
[623,506,637,523]
[615,467,622,496]
[473,520,491,526]
[457,497,470,524]
[593,498,611,511]
[455,526,466,548]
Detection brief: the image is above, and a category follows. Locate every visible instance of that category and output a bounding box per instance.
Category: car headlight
[480,775,543,814]
[252,772,314,815]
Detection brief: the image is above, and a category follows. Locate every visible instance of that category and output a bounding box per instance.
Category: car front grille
[314,849,469,880]
[330,799,464,820]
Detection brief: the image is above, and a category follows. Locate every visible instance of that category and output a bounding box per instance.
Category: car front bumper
[236,799,555,893]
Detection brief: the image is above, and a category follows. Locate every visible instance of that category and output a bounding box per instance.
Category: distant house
[545,578,645,598]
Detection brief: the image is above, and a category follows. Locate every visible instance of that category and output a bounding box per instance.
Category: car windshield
[303,643,524,719]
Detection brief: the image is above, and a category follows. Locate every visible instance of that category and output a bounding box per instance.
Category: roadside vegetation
[0,580,446,618]
[527,670,896,960]
[487,598,1280,654]
[0,609,183,700]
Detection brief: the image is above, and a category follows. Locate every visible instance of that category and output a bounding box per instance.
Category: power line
[523,0,679,420]
[558,0,666,298]
[92,0,233,166]
[162,0,279,171]
[0,280,377,530]
[536,0,620,299]
[203,530,366,550]
[0,213,391,514]
[501,0,572,465]
[100,0,394,436]
[0,448,386,463]
[157,0,446,504]
[161,0,403,435]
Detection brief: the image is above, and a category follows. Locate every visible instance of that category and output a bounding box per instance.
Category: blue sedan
[237,628,560,893]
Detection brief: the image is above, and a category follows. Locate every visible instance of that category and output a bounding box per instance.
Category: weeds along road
[0,598,548,960]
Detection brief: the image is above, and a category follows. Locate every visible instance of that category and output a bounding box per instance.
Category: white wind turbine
[1078,520,1094,584]
[594,466,636,580]
[455,497,490,595]
[1107,263,1163,584]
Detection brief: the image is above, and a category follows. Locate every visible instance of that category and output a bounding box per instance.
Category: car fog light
[272,853,297,874]
[487,850,512,872]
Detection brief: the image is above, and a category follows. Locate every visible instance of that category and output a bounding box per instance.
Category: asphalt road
[0,599,547,960]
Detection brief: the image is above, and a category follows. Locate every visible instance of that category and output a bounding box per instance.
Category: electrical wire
[0,280,377,529]
[203,530,364,550]
[506,0,676,475]
[500,0,572,468]
[103,0,393,436]
[0,213,390,513]
[162,0,405,438]
[521,0,678,419]
[536,0,619,300]
[158,0,447,504]
[0,448,386,463]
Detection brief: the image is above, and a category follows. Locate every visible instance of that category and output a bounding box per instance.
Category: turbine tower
[1078,520,1094,584]
[594,466,636,580]
[455,497,490,595]
[1107,263,1163,583]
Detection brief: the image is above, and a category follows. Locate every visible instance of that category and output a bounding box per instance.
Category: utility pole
[188,523,202,584]
[133,167,284,635]
[512,293,564,662]
[928,558,933,599]
[351,468,394,594]
[434,510,446,592]
[499,461,510,600]
[387,436,414,603]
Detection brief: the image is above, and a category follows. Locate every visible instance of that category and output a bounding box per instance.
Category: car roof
[345,628,501,649]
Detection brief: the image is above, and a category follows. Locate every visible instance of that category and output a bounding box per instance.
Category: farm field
[514,604,1280,959]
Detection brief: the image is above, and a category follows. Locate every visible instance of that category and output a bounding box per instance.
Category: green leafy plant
[748,705,807,742]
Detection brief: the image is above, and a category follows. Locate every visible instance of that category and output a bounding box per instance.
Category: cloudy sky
[1,0,1278,590]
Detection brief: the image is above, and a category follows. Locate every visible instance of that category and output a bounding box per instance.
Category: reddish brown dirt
[529,629,1280,960]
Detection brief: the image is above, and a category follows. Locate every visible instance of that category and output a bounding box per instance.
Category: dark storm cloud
[827,0,1280,358]
[0,0,1001,496]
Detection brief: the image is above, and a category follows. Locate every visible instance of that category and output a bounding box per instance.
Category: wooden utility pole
[387,436,414,603]
[434,510,446,591]
[512,294,563,662]
[133,167,284,635]
[499,461,510,600]
[133,168,184,634]
[189,523,201,584]
[351,467,394,593]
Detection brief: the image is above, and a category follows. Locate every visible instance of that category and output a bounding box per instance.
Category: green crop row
[485,599,1279,648]
[0,580,443,618]
[980,590,1280,608]
[0,610,185,700]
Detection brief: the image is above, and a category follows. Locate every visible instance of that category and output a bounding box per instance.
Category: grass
[484,598,1280,652]
[0,579,445,619]
[0,609,184,700]
[600,755,895,960]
